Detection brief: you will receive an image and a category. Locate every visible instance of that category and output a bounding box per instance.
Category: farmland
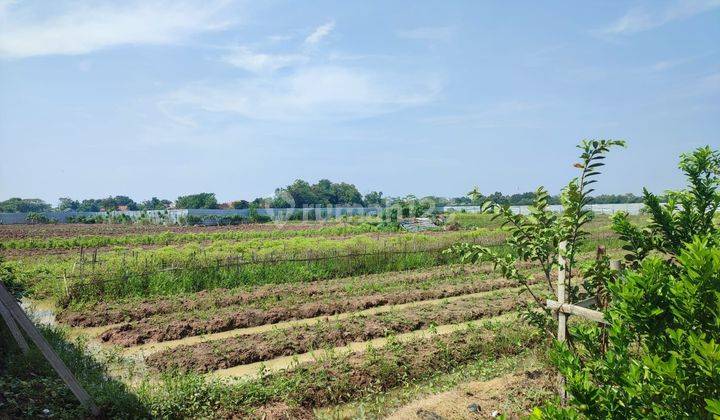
[0,214,624,418]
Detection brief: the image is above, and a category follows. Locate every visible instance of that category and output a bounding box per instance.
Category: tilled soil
[58,264,495,327]
[145,294,523,373]
[0,222,324,240]
[99,276,540,347]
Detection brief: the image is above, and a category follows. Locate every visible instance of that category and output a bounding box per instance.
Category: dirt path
[387,369,553,419]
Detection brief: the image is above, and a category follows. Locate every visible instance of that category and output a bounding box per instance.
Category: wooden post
[0,281,100,416]
[0,299,29,353]
[557,240,567,401]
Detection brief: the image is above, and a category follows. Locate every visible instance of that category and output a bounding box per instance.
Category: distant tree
[57,197,80,211]
[101,195,138,211]
[332,182,363,205]
[175,193,218,209]
[77,199,102,212]
[231,200,250,209]
[142,197,172,210]
[0,198,51,213]
[364,191,386,206]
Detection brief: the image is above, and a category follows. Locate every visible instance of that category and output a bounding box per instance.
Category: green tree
[57,197,80,211]
[0,198,51,213]
[612,146,720,266]
[448,140,625,334]
[175,193,218,209]
[141,197,171,210]
[540,239,720,419]
[231,200,250,209]
[364,191,385,206]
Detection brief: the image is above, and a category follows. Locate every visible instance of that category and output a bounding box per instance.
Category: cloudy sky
[1,0,718,204]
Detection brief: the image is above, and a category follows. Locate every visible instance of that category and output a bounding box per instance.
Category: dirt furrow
[145,293,525,373]
[100,276,540,347]
[58,264,495,327]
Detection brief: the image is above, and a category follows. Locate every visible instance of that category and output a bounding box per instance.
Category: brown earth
[0,222,327,240]
[99,275,541,347]
[145,294,523,373]
[387,369,554,419]
[58,264,496,327]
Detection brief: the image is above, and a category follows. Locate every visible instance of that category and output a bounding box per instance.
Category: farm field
[1,215,626,418]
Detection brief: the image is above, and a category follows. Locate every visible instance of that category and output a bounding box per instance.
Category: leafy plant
[612,146,720,265]
[535,145,720,419]
[447,139,625,334]
[541,238,720,418]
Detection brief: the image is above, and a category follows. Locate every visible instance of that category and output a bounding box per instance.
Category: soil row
[0,222,324,240]
[145,293,526,373]
[151,319,540,419]
[99,275,542,347]
[59,264,498,327]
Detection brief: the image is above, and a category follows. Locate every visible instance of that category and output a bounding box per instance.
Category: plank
[0,282,100,415]
[0,299,29,353]
[546,299,608,325]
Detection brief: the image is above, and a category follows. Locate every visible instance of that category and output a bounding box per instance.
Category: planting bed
[98,272,542,346]
[145,291,530,373]
[143,319,540,418]
[59,263,507,327]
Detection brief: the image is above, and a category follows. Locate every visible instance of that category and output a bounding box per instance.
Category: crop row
[14,230,502,303]
[98,275,542,346]
[57,263,501,326]
[141,319,539,418]
[0,222,390,250]
[145,291,529,373]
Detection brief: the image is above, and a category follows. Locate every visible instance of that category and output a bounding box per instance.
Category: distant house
[117,205,129,211]
[218,202,233,209]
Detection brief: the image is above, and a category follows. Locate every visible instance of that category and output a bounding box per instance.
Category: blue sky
[1,0,719,205]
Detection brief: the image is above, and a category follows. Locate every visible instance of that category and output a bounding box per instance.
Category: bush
[26,212,52,224]
[544,238,720,418]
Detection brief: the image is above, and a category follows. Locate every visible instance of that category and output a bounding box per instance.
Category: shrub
[543,238,720,418]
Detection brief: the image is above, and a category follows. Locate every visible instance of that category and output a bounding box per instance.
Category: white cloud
[398,26,454,42]
[304,21,335,46]
[601,0,720,35]
[162,66,440,122]
[222,47,308,73]
[0,0,233,58]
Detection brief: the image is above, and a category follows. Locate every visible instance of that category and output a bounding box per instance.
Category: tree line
[0,178,645,213]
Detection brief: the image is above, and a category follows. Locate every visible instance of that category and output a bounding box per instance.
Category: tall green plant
[612,146,720,265]
[537,238,720,418]
[447,140,625,334]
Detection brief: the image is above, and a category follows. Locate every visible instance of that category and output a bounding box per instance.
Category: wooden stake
[0,299,29,353]
[557,240,568,401]
[0,281,100,416]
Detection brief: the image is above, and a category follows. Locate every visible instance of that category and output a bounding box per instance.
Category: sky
[0,0,719,205]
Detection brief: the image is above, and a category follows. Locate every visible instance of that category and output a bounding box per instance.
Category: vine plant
[447,139,625,335]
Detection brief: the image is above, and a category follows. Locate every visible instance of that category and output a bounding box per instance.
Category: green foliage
[0,256,24,300]
[175,192,219,209]
[271,178,365,208]
[0,322,148,418]
[548,239,720,419]
[141,197,172,210]
[26,212,53,224]
[447,139,625,333]
[612,146,720,264]
[0,197,51,213]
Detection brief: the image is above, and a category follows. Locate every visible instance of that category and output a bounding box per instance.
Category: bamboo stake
[0,281,99,415]
[557,240,567,401]
[0,299,29,353]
